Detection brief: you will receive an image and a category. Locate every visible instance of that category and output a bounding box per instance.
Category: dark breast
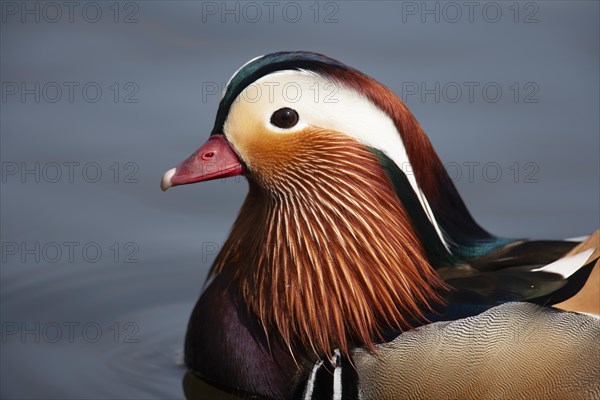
[184,274,297,399]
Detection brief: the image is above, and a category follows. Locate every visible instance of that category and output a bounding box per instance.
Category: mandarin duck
[161,52,600,400]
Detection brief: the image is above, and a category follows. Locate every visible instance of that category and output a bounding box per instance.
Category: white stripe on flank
[333,364,342,400]
[531,249,595,278]
[332,349,342,400]
[564,235,590,242]
[303,360,323,400]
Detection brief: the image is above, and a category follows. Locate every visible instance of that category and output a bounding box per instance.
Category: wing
[439,232,599,313]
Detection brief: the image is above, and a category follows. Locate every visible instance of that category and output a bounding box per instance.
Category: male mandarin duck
[161,52,600,399]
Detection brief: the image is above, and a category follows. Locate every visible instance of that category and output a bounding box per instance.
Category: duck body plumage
[185,276,600,400]
[185,248,599,399]
[353,302,600,400]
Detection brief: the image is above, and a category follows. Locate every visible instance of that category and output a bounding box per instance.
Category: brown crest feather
[326,68,447,203]
[209,129,446,359]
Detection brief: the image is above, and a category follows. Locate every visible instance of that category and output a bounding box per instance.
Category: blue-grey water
[1,2,599,399]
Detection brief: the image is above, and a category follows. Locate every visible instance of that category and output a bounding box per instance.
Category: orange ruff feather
[210,129,445,358]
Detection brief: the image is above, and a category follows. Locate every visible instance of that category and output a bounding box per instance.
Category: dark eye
[270,108,299,129]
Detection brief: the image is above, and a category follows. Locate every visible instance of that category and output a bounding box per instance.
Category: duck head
[161,51,499,358]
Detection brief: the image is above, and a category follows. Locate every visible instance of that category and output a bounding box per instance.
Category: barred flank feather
[210,129,446,358]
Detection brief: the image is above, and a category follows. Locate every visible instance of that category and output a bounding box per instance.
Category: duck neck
[210,134,446,358]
